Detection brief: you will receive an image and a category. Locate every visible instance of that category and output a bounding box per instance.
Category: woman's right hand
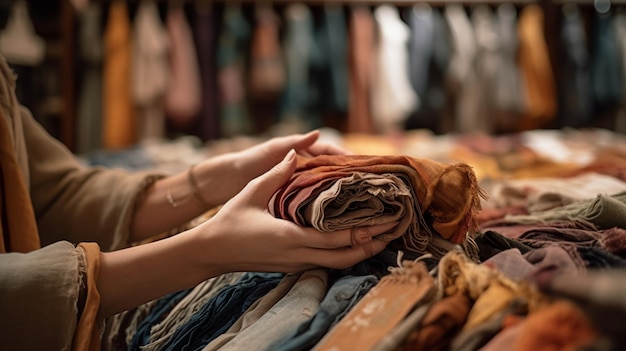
[192,150,394,275]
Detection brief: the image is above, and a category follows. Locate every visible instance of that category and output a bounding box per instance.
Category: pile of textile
[102,153,626,351]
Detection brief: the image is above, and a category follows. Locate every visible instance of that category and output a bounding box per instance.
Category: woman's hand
[193,149,392,274]
[99,150,389,317]
[199,130,349,207]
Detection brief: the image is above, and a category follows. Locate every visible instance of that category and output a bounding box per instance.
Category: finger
[241,149,297,207]
[306,142,353,156]
[309,239,388,270]
[302,221,398,250]
[271,130,319,155]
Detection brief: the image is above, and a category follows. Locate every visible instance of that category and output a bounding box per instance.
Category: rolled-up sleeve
[21,107,164,251]
[0,241,90,350]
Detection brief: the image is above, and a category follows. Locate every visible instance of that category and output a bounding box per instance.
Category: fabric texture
[0,77,39,252]
[272,154,484,257]
[313,260,435,351]
[0,242,84,350]
[268,274,378,351]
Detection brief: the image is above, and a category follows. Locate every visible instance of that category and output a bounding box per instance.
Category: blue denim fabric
[267,274,378,351]
[128,288,192,351]
[162,272,284,351]
[219,269,328,350]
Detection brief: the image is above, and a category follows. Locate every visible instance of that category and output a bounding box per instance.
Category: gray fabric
[303,172,413,231]
[0,241,83,350]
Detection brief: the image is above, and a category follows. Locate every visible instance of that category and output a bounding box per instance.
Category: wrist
[192,154,239,207]
[186,223,229,277]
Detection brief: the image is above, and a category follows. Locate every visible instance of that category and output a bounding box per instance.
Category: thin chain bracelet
[166,187,190,208]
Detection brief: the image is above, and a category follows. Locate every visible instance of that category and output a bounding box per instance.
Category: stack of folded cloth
[271,154,486,259]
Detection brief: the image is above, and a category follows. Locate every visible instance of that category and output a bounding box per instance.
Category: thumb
[243,149,297,207]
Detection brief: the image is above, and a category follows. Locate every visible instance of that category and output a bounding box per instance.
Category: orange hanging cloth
[0,107,40,253]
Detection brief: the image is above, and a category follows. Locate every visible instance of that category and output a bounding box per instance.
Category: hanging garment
[164,3,202,128]
[371,5,419,133]
[193,2,220,141]
[347,6,375,134]
[591,9,624,114]
[280,3,317,130]
[132,0,170,141]
[493,3,525,133]
[76,2,104,154]
[558,4,593,128]
[249,3,285,99]
[271,154,485,258]
[471,5,500,134]
[517,4,557,130]
[103,0,136,149]
[444,4,478,134]
[309,4,349,115]
[247,3,285,133]
[217,4,252,137]
[407,7,453,133]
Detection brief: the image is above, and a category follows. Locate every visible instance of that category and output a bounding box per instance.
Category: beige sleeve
[0,241,87,350]
[21,107,164,251]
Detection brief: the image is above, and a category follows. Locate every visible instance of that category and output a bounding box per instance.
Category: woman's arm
[129,130,349,243]
[99,151,391,317]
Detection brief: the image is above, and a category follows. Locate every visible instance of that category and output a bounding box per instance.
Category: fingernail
[285,149,296,162]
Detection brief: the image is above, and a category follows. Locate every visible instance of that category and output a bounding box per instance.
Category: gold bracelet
[187,164,212,210]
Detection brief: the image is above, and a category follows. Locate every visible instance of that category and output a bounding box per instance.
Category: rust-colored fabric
[513,300,597,351]
[272,154,484,255]
[517,4,557,131]
[399,293,471,351]
[0,107,39,253]
[74,243,102,351]
[103,0,136,149]
[346,6,375,134]
[313,260,435,351]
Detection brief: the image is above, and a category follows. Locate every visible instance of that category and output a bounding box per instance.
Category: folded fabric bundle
[271,155,485,257]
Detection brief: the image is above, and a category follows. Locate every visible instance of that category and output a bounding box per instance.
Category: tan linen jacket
[0,56,162,350]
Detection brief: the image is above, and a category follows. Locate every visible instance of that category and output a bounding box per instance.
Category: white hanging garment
[370,5,419,134]
[0,1,45,66]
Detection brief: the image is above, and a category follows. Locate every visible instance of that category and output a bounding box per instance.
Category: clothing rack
[3,0,624,152]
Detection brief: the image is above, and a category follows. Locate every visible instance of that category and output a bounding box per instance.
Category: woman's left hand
[199,130,349,206]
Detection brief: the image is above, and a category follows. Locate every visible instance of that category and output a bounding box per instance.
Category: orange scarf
[0,107,39,253]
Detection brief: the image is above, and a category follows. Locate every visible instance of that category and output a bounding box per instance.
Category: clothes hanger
[0,0,45,66]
